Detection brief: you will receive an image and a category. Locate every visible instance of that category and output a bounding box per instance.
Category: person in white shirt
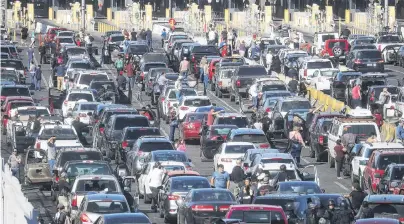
[157,72,168,93]
[174,76,183,101]
[249,84,258,109]
[148,162,164,212]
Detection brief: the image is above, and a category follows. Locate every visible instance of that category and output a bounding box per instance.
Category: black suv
[378,164,404,194]
[346,49,384,72]
[330,71,361,101]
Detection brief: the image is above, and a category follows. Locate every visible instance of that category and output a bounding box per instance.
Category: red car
[208,58,221,81]
[46,27,67,40]
[225,204,288,224]
[179,112,208,141]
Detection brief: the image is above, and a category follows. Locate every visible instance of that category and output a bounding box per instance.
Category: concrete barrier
[381,121,397,142]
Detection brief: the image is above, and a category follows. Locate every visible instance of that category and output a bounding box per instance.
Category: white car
[61,89,95,117]
[176,96,212,121]
[250,152,299,180]
[214,142,256,174]
[70,102,101,124]
[73,70,109,89]
[56,37,76,48]
[138,161,187,201]
[309,68,340,91]
[162,88,197,121]
[34,124,82,154]
[351,142,404,189]
[298,57,334,81]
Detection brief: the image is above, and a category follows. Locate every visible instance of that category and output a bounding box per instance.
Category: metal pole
[169,0,172,18]
[1,158,4,224]
[81,0,86,32]
[384,0,388,27]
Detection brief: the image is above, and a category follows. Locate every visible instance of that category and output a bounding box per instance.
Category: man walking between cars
[211,164,230,189]
[47,136,57,170]
[179,57,190,77]
[351,83,361,108]
[148,162,164,212]
[55,64,65,91]
[34,65,42,91]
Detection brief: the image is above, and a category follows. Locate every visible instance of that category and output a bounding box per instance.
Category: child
[176,138,186,152]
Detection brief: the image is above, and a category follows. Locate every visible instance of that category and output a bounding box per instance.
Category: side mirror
[374,173,381,178]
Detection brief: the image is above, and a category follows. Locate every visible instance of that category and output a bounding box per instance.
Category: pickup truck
[189,45,220,75]
[213,66,237,98]
[34,124,82,152]
[229,65,267,103]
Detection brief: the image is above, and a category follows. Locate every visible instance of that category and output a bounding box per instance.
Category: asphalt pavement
[4,22,404,223]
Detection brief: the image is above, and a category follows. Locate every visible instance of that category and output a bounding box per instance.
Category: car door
[161,181,171,211]
[351,144,364,177]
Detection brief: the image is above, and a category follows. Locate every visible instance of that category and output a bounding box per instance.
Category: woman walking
[289,126,305,166]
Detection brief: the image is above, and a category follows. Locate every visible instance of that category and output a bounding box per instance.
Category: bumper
[182,130,200,140]
[355,64,384,72]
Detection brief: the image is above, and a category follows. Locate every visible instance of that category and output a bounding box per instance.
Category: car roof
[103,213,149,220]
[170,176,208,181]
[76,174,117,180]
[231,128,265,135]
[260,152,293,159]
[137,136,170,142]
[229,204,283,211]
[365,194,404,203]
[225,142,255,146]
[86,193,126,201]
[65,160,107,165]
[216,113,246,117]
[166,170,200,176]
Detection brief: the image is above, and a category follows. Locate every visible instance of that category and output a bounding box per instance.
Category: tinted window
[192,46,218,54]
[342,124,377,140]
[225,145,253,154]
[278,182,321,194]
[264,92,292,98]
[172,35,188,41]
[1,87,30,97]
[59,38,74,43]
[379,35,401,43]
[171,179,210,191]
[216,117,248,128]
[79,74,108,85]
[144,63,166,71]
[229,210,286,224]
[336,74,361,82]
[368,203,404,217]
[1,60,24,70]
[262,85,287,92]
[17,109,49,116]
[103,111,138,123]
[66,163,111,177]
[111,36,124,42]
[71,62,91,69]
[68,93,94,101]
[192,191,234,201]
[1,47,9,53]
[66,48,86,55]
[322,35,336,41]
[307,61,333,69]
[90,82,115,90]
[114,117,149,129]
[76,180,117,192]
[138,142,174,152]
[186,113,207,122]
[153,152,187,162]
[221,58,244,63]
[10,101,34,109]
[60,152,103,167]
[184,99,211,107]
[211,127,237,136]
[78,104,98,111]
[129,44,148,53]
[237,67,267,76]
[124,129,161,140]
[253,198,295,209]
[352,45,376,50]
[262,170,296,180]
[58,32,74,36]
[357,51,382,59]
[378,155,404,170]
[232,134,267,143]
[281,101,311,112]
[220,70,235,78]
[86,201,129,214]
[391,166,404,180]
[39,128,76,140]
[261,158,294,164]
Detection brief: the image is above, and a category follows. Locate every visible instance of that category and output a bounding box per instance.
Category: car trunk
[191,202,235,219]
[25,163,52,184]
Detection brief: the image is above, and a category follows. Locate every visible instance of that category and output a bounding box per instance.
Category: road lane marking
[334,181,350,192]
[301,157,310,164]
[207,90,238,112]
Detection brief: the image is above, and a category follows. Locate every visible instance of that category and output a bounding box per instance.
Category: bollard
[13,29,16,41]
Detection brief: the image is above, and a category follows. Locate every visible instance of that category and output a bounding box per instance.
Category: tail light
[192,55,195,62]
[99,127,105,134]
[71,194,78,207]
[191,205,214,211]
[168,195,180,200]
[161,97,165,102]
[370,92,375,102]
[236,80,241,87]
[266,108,271,112]
[122,140,128,148]
[94,119,99,123]
[63,100,68,105]
[221,158,232,162]
[36,142,40,149]
[80,213,90,222]
[141,72,144,78]
[259,143,270,148]
[318,135,324,145]
[304,69,307,77]
[55,176,59,182]
[354,59,362,64]
[378,59,384,63]
[180,106,189,111]
[218,81,222,86]
[219,205,230,212]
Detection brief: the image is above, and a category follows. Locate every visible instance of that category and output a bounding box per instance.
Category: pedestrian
[174,76,183,101]
[161,28,167,48]
[334,139,345,179]
[323,199,336,223]
[125,61,134,89]
[199,56,208,83]
[55,64,65,91]
[34,65,42,91]
[378,87,391,104]
[179,57,189,77]
[148,162,164,212]
[206,107,222,126]
[351,83,361,108]
[176,138,187,152]
[8,149,21,178]
[203,69,209,95]
[115,55,124,74]
[239,40,246,57]
[397,120,404,142]
[146,28,152,48]
[21,26,28,45]
[169,110,178,142]
[47,136,57,170]
[238,178,255,204]
[27,46,34,68]
[249,82,258,109]
[289,126,305,165]
[54,204,67,224]
[271,164,290,186]
[38,42,46,64]
[341,126,356,152]
[332,201,354,224]
[373,109,383,130]
[131,28,137,41]
[230,159,245,195]
[29,60,36,86]
[355,201,374,220]
[348,182,368,212]
[30,30,35,47]
[259,40,265,54]
[288,76,299,93]
[157,72,167,94]
[211,164,230,189]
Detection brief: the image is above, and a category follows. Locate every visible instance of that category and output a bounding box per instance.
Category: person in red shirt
[206,108,222,126]
[140,109,152,120]
[351,83,362,108]
[334,139,346,179]
[373,109,383,130]
[125,62,134,88]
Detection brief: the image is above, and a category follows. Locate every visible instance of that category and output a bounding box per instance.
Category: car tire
[159,202,164,218]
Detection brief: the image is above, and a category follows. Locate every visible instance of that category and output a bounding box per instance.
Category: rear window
[172,35,188,41]
[68,93,94,101]
[253,198,295,209]
[342,124,377,140]
[229,210,286,224]
[71,62,91,69]
[59,38,74,43]
[378,155,404,170]
[186,113,207,122]
[192,191,234,202]
[352,45,376,50]
[58,32,74,36]
[114,117,149,129]
[66,163,111,177]
[153,152,187,162]
[232,134,267,143]
[10,101,34,109]
[379,35,401,43]
[211,127,237,136]
[264,92,292,98]
[262,85,287,92]
[124,129,161,140]
[66,48,86,55]
[111,35,124,42]
[171,179,210,191]
[144,63,166,72]
[103,111,138,123]
[225,145,254,154]
[336,73,361,82]
[281,101,311,112]
[237,67,267,76]
[1,60,24,70]
[322,35,336,42]
[169,89,197,99]
[138,141,174,152]
[60,152,103,167]
[307,61,333,69]
[17,109,49,116]
[220,69,235,78]
[86,201,129,214]
[216,117,248,128]
[184,99,211,107]
[76,179,118,192]
[357,51,382,59]
[129,44,148,53]
[192,46,219,54]
[39,128,77,140]
[368,203,404,218]
[356,38,375,44]
[79,74,108,85]
[261,158,294,164]
[79,104,98,111]
[372,87,398,99]
[1,87,30,97]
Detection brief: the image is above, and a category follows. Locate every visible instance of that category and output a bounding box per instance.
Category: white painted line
[207,90,238,113]
[387,66,404,75]
[301,157,310,164]
[334,181,350,192]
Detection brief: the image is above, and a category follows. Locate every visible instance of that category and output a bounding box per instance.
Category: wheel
[203,150,215,159]
[159,202,164,218]
[230,94,235,102]
[144,187,151,204]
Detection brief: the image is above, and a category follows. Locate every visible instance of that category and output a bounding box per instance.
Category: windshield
[1,74,17,82]
[352,45,376,50]
[86,201,129,214]
[130,44,148,53]
[66,163,111,177]
[211,127,237,136]
[97,216,150,224]
[67,48,86,55]
[186,113,207,122]
[10,102,34,109]
[124,129,161,140]
[264,92,292,99]
[307,61,333,69]
[60,152,103,167]
[58,32,73,36]
[171,179,210,191]
[378,155,404,170]
[144,63,166,72]
[232,134,267,143]
[192,191,234,202]
[379,35,401,43]
[76,179,118,192]
[281,101,311,112]
[138,142,174,152]
[153,152,187,162]
[342,124,377,139]
[229,210,286,224]
[17,109,49,116]
[114,117,149,129]
[184,99,211,107]
[221,58,244,63]
[71,62,91,69]
[356,37,375,44]
[1,60,24,70]
[225,145,254,154]
[357,51,382,59]
[217,117,248,128]
[79,74,108,85]
[79,104,98,111]
[59,38,74,43]
[369,203,404,218]
[220,70,235,78]
[320,70,338,77]
[111,36,124,42]
[39,128,77,140]
[68,93,94,101]
[90,82,115,90]
[1,87,30,97]
[254,198,298,212]
[262,85,287,92]
[279,182,321,194]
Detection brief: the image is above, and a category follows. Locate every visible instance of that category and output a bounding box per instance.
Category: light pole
[384,0,388,28]
[81,0,86,32]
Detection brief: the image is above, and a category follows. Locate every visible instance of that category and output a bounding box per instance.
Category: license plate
[367,63,376,66]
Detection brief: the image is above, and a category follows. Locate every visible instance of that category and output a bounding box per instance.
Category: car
[0,45,19,59]
[0,52,9,59]
[124,41,150,59]
[214,142,256,174]
[23,148,52,189]
[139,62,168,84]
[178,112,208,141]
[1,68,23,84]
[73,70,109,89]
[69,102,101,124]
[73,193,131,224]
[165,32,189,52]
[1,96,34,113]
[230,65,267,102]
[212,66,238,98]
[241,148,281,173]
[224,204,288,224]
[64,57,93,79]
[107,34,125,47]
[269,97,311,118]
[309,68,340,93]
[194,106,225,113]
[56,30,75,38]
[350,44,377,52]
[355,218,400,224]
[177,188,238,224]
[145,67,173,96]
[298,57,334,81]
[378,163,404,194]
[62,46,88,62]
[5,106,50,136]
[176,96,213,121]
[200,125,239,159]
[61,89,95,117]
[349,35,375,46]
[56,36,76,48]
[257,91,292,115]
[346,49,385,72]
[146,150,193,169]
[312,32,339,54]
[361,195,404,220]
[212,113,249,128]
[158,176,211,222]
[0,84,31,106]
[34,124,82,152]
[249,152,301,180]
[160,88,198,123]
[275,181,323,194]
[319,39,350,62]
[93,213,153,224]
[330,71,362,101]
